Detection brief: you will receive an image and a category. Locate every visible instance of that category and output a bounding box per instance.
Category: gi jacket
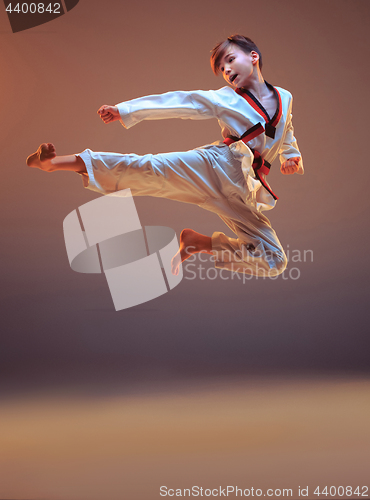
[116,85,303,211]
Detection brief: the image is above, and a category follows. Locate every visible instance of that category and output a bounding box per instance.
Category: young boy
[27,35,303,277]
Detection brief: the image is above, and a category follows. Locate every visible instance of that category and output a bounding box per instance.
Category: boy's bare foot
[171,228,213,276]
[26,143,56,171]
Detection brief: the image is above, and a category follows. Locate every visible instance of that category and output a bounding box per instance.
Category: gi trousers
[77,143,287,276]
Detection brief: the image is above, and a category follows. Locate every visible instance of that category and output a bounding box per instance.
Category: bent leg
[194,148,288,277]
[171,213,287,278]
[204,194,287,276]
[211,223,287,277]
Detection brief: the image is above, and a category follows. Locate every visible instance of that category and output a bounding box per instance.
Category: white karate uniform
[77,85,303,276]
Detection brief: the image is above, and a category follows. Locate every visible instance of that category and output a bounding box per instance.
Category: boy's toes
[39,143,56,162]
[27,143,56,167]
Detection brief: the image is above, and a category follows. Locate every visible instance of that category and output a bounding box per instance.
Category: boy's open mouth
[230,74,238,83]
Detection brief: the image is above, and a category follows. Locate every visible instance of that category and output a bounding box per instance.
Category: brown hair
[210,35,263,75]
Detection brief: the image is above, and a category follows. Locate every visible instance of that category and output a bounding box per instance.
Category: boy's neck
[239,68,268,99]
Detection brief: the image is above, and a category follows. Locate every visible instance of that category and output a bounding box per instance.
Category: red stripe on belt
[223,134,279,200]
[252,150,278,200]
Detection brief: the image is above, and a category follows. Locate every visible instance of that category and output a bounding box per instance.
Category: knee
[272,252,288,276]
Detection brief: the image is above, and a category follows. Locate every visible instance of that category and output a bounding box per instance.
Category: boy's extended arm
[113,90,220,129]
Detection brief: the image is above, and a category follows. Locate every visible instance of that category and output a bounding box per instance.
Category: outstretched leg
[27,143,87,174]
[27,145,213,276]
[171,228,212,275]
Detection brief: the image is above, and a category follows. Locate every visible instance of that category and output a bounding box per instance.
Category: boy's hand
[280,157,300,175]
[97,105,120,124]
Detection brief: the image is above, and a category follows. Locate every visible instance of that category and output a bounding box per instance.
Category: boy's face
[218,45,258,88]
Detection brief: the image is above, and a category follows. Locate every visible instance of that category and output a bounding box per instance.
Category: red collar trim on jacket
[236,82,282,139]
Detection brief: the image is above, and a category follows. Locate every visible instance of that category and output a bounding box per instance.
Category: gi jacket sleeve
[115,90,219,129]
[278,99,304,175]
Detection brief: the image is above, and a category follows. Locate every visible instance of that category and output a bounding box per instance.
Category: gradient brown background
[0,1,369,499]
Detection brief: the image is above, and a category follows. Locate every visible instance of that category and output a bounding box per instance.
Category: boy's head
[210,35,263,80]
